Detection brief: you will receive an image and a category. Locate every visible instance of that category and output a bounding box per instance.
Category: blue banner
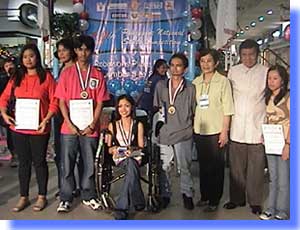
[86,0,188,95]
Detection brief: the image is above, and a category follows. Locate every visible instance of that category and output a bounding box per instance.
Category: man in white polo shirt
[223,39,268,215]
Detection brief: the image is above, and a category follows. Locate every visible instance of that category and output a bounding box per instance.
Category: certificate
[15,99,40,130]
[262,124,285,155]
[69,99,93,130]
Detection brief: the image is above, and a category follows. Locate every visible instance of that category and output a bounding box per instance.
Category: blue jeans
[159,138,194,198]
[265,154,290,218]
[115,158,145,211]
[60,134,98,202]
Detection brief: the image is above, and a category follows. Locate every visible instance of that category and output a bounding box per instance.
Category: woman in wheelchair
[106,94,145,220]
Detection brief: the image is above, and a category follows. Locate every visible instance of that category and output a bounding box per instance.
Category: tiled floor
[0,157,266,220]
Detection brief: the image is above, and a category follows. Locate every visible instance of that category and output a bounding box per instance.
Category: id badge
[198,94,209,109]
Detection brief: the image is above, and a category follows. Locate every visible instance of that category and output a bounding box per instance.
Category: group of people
[0,36,290,221]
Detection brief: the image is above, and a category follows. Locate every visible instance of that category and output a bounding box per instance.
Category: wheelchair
[94,107,161,212]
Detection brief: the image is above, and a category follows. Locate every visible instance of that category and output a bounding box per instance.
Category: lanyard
[118,119,133,146]
[75,62,91,92]
[168,79,184,106]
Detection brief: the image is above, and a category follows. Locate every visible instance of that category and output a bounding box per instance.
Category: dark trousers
[228,141,265,206]
[194,134,225,206]
[12,131,50,196]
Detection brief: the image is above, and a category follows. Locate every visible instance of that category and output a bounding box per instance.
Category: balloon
[115,89,127,97]
[136,79,145,92]
[73,0,83,4]
[79,19,89,31]
[182,10,188,17]
[73,2,84,14]
[107,79,121,94]
[130,90,139,100]
[191,8,202,19]
[191,29,202,40]
[123,79,136,94]
[79,11,89,20]
[192,18,202,29]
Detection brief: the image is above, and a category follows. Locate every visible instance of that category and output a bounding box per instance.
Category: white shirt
[228,63,268,144]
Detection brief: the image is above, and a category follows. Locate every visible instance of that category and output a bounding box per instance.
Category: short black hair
[169,53,188,68]
[73,35,95,51]
[239,39,259,57]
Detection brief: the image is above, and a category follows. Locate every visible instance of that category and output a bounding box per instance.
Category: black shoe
[250,205,262,214]
[135,204,145,211]
[223,201,246,209]
[182,194,194,210]
[159,197,170,209]
[114,210,128,220]
[72,189,80,198]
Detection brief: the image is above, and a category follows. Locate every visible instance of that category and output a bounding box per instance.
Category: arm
[0,80,15,125]
[218,115,230,148]
[282,95,290,161]
[81,101,103,135]
[59,99,80,135]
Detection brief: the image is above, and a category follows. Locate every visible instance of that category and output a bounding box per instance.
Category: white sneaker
[57,201,71,212]
[82,198,101,210]
[259,211,273,220]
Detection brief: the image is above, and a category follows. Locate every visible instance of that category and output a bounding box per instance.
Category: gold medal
[80,90,89,99]
[168,105,176,115]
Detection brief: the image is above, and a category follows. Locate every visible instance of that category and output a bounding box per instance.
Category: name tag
[198,94,209,109]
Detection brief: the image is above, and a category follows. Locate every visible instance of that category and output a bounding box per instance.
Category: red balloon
[73,0,83,4]
[79,11,89,20]
[191,8,202,19]
[43,35,49,42]
[284,24,290,41]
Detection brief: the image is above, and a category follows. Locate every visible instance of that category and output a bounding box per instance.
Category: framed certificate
[262,124,285,155]
[69,99,93,130]
[15,99,40,130]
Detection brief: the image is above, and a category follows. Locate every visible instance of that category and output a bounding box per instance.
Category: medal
[80,90,89,99]
[168,79,184,115]
[76,62,91,100]
[168,105,176,115]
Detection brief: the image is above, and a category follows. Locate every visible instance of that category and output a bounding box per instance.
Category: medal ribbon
[118,120,133,146]
[168,79,184,106]
[75,62,91,92]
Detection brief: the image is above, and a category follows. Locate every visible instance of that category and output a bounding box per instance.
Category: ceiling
[235,0,290,40]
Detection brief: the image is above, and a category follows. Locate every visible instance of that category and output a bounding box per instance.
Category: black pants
[12,131,50,196]
[194,134,225,206]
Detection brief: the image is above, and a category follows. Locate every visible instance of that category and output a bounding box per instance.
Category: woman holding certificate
[106,94,145,220]
[259,65,290,220]
[0,44,58,212]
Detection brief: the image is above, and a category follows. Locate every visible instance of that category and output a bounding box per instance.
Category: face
[22,49,37,70]
[199,53,218,75]
[240,47,257,68]
[267,70,283,92]
[74,44,91,63]
[118,98,132,118]
[3,61,15,75]
[156,64,168,76]
[169,57,186,78]
[57,44,72,64]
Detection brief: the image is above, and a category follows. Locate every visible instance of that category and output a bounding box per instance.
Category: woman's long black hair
[13,43,46,87]
[265,64,289,105]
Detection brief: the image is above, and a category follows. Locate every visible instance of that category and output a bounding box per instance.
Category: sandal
[12,197,31,212]
[33,197,48,212]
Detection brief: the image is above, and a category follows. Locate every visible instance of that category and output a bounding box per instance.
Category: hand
[2,113,15,126]
[67,122,80,135]
[80,125,94,136]
[37,119,49,133]
[218,130,228,148]
[281,144,290,161]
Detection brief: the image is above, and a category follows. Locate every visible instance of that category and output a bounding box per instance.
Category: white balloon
[192,18,202,29]
[191,29,202,40]
[73,2,84,14]
[79,19,89,31]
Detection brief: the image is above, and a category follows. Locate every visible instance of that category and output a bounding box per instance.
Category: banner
[37,0,50,39]
[86,0,188,95]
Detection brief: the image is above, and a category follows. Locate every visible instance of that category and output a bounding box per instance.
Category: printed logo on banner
[144,2,163,10]
[96,2,105,12]
[165,0,174,10]
[108,3,128,10]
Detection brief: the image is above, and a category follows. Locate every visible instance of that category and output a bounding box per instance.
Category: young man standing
[55,35,109,212]
[153,53,196,210]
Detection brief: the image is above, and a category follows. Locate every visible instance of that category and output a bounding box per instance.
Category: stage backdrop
[85,0,188,96]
